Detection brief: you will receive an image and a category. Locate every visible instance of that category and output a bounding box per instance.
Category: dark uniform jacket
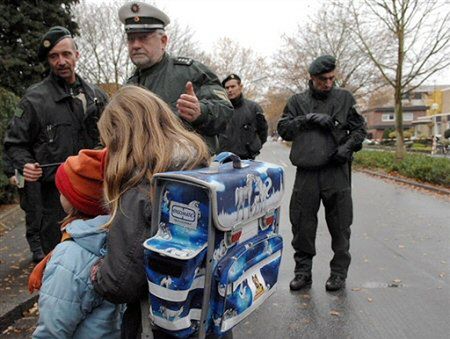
[127,53,233,153]
[219,94,268,159]
[278,84,366,168]
[4,72,108,182]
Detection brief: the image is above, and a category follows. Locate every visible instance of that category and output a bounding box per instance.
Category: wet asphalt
[233,141,450,339]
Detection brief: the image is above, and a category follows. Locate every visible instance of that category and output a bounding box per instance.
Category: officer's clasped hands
[306,113,334,130]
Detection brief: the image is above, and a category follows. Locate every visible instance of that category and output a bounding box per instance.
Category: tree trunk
[394,22,406,162]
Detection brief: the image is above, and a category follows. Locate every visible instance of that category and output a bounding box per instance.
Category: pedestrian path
[0,206,38,332]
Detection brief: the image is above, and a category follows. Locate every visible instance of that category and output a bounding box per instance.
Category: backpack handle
[213,152,247,169]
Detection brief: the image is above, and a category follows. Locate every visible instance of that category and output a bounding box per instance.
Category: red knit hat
[55,149,108,217]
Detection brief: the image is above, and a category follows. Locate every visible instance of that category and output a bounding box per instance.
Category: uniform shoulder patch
[213,89,229,103]
[14,107,24,118]
[174,57,193,66]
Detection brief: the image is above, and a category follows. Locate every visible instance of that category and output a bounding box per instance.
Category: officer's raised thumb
[185,81,195,96]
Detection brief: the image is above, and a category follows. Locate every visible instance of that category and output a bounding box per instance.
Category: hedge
[353,150,450,187]
[0,87,19,203]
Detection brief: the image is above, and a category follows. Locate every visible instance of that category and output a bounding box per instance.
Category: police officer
[219,74,268,160]
[4,26,108,256]
[118,1,233,154]
[277,55,366,292]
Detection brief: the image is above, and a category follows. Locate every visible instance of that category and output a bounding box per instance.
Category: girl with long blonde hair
[91,85,210,337]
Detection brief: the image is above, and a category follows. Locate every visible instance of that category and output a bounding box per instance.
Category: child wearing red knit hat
[32,149,122,339]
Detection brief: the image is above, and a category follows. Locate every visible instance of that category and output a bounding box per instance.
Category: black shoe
[289,274,312,291]
[325,275,346,291]
[32,251,45,263]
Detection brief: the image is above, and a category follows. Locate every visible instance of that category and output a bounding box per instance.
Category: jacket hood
[65,215,110,256]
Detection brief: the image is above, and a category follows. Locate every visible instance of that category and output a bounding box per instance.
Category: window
[403,113,413,121]
[382,113,395,122]
[382,113,414,122]
[413,92,422,100]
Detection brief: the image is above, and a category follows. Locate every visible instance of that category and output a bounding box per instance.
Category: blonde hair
[98,85,210,224]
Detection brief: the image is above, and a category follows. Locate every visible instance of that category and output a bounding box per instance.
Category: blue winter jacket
[33,215,122,339]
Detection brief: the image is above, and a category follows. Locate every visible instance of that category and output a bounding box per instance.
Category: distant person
[219,74,268,159]
[4,26,108,255]
[277,55,367,292]
[118,1,233,154]
[32,149,122,339]
[2,152,44,262]
[91,86,211,338]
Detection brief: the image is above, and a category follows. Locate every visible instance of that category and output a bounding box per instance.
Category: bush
[0,87,19,203]
[353,150,450,187]
[410,143,432,152]
[383,128,394,139]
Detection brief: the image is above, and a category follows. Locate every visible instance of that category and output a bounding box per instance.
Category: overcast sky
[153,0,323,57]
[94,0,449,86]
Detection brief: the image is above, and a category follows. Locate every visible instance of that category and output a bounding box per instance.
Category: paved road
[2,140,449,338]
[233,140,450,339]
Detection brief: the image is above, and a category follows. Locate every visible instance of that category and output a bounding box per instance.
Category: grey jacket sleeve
[93,186,152,304]
[190,64,233,137]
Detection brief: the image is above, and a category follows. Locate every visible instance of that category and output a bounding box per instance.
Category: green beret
[222,74,241,87]
[308,55,336,76]
[38,26,72,62]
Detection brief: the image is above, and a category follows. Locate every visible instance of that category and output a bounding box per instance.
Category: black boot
[289,274,312,291]
[325,275,346,291]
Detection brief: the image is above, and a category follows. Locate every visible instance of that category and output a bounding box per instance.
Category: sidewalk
[0,205,38,333]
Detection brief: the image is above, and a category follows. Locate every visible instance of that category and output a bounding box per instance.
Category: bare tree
[205,37,270,100]
[74,1,131,90]
[165,21,203,60]
[272,3,386,100]
[262,88,292,136]
[348,0,450,159]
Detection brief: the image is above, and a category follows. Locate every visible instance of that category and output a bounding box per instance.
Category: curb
[357,169,450,196]
[0,295,38,333]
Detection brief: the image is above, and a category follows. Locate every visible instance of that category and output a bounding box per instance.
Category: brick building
[362,106,428,140]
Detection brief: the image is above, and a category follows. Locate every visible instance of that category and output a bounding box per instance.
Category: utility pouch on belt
[143,152,285,338]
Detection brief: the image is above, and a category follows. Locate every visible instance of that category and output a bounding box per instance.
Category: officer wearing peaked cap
[277,55,366,293]
[4,26,107,260]
[115,2,232,155]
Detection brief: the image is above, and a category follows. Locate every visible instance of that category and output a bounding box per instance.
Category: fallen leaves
[330,310,341,316]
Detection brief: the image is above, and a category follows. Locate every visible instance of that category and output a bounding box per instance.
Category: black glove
[331,144,353,164]
[306,113,334,130]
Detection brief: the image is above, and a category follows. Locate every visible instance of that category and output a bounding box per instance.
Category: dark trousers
[289,163,353,278]
[40,182,66,254]
[19,182,43,254]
